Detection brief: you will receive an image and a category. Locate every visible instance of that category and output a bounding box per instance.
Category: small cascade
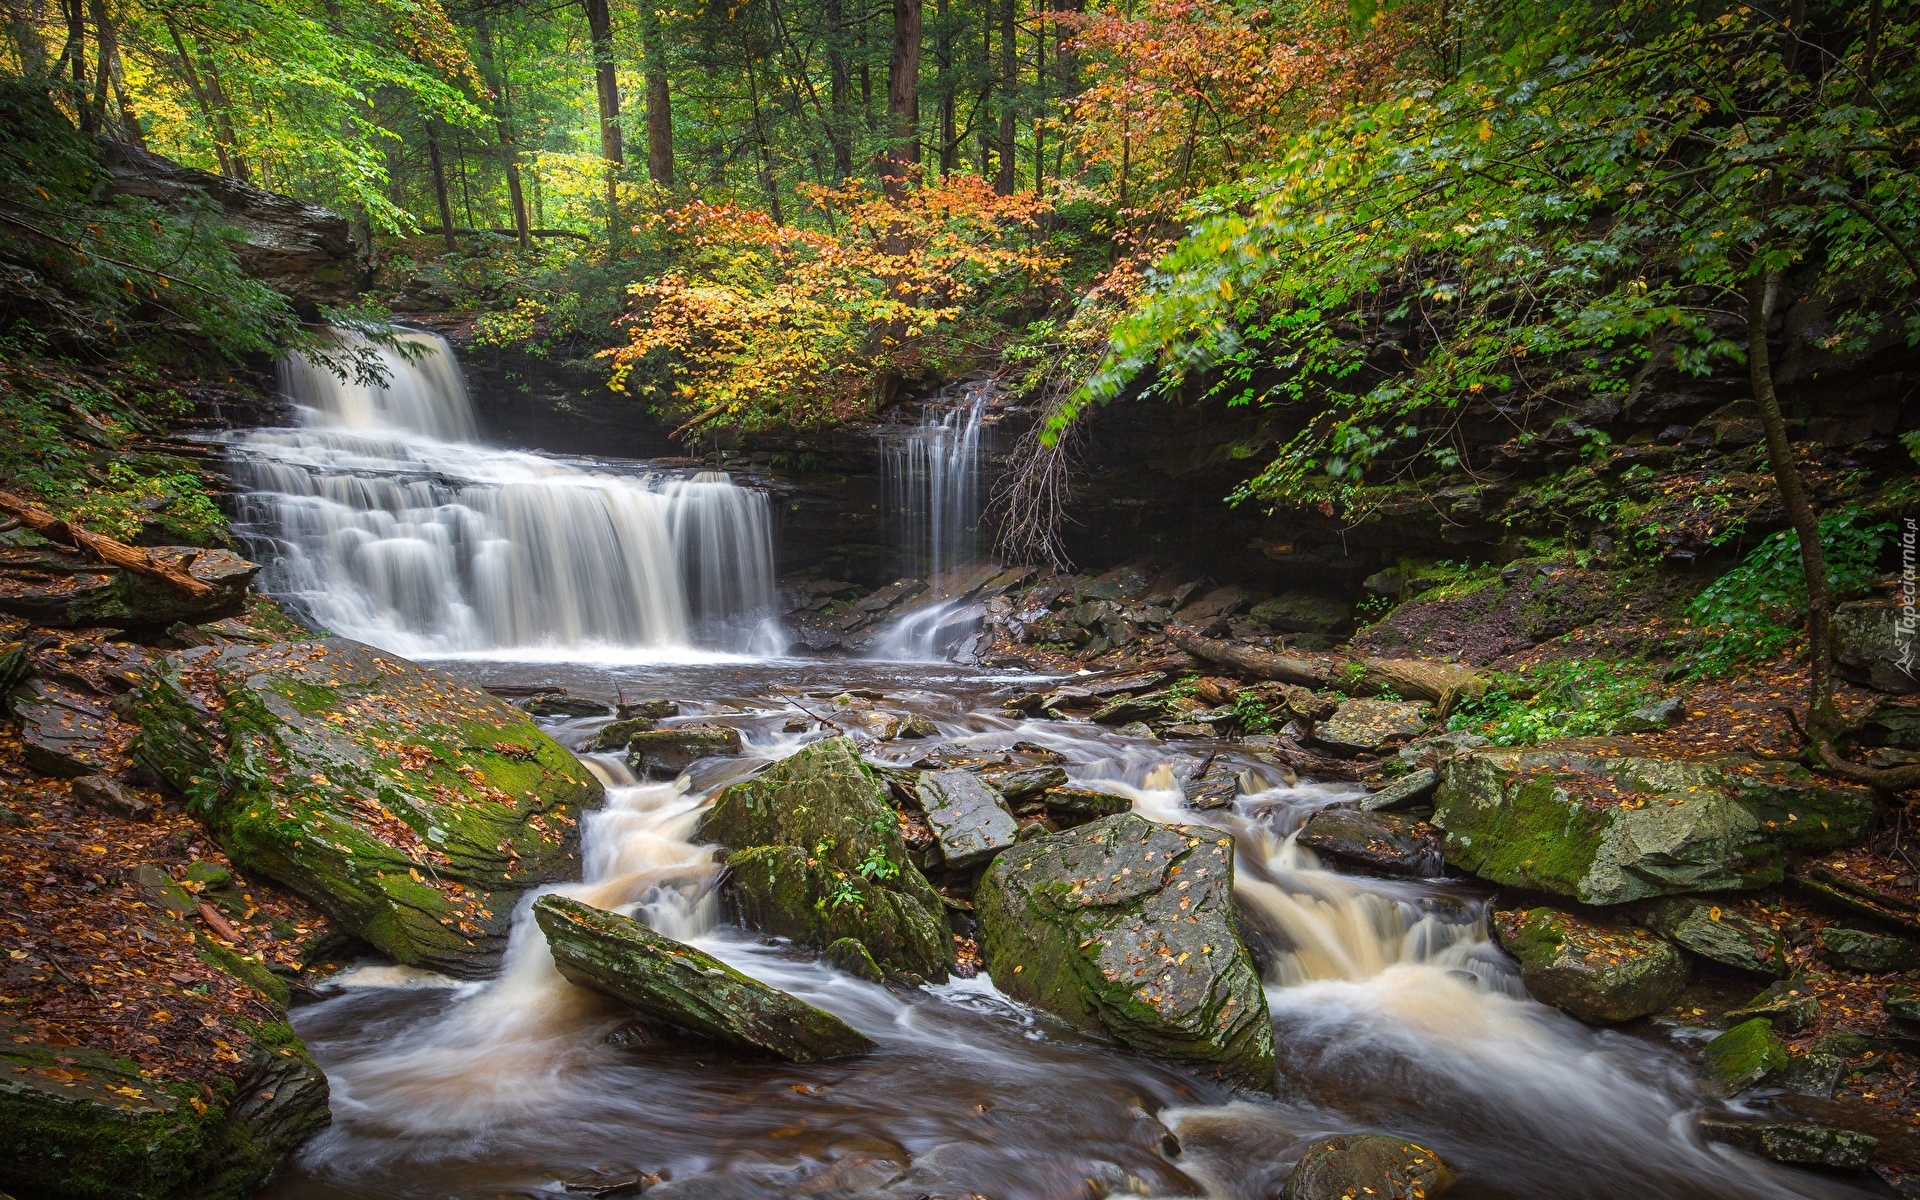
[232,329,783,658]
[879,388,988,582]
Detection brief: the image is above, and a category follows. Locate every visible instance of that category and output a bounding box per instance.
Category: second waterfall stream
[230,329,783,659]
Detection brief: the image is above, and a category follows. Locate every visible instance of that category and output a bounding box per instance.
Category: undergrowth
[1447,659,1661,746]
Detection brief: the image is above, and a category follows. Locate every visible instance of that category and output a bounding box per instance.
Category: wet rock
[1313,699,1431,756]
[1725,978,1822,1033]
[699,737,950,980]
[1860,700,1920,750]
[69,773,154,821]
[132,637,595,977]
[10,675,133,777]
[862,711,905,740]
[826,937,885,983]
[1172,586,1247,625]
[1359,767,1438,813]
[535,895,872,1061]
[857,578,926,613]
[1493,907,1687,1024]
[1042,786,1133,818]
[1281,1134,1456,1200]
[1119,721,1159,739]
[1246,591,1352,636]
[1887,983,1920,1022]
[589,715,657,751]
[617,699,680,721]
[975,813,1275,1091]
[1162,722,1218,740]
[1833,601,1919,694]
[1296,809,1440,876]
[0,542,256,628]
[896,713,938,739]
[1184,770,1240,812]
[627,724,743,777]
[982,764,1067,802]
[1699,1117,1875,1168]
[1092,696,1165,725]
[917,770,1019,870]
[1639,898,1789,976]
[525,694,614,718]
[1775,1052,1847,1099]
[1818,925,1920,972]
[1617,696,1686,733]
[1702,1018,1789,1094]
[1432,746,1876,905]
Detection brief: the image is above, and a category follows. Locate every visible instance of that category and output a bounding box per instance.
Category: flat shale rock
[1313,699,1432,755]
[976,813,1275,1091]
[916,769,1018,869]
[627,724,743,776]
[1281,1134,1456,1200]
[0,542,255,628]
[1296,809,1441,876]
[535,895,872,1061]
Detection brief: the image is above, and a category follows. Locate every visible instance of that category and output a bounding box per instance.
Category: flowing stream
[241,339,1876,1200]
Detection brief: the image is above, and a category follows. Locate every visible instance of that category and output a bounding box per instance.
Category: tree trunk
[995,0,1015,193]
[936,0,955,173]
[643,6,673,185]
[162,17,234,179]
[8,0,48,77]
[581,0,623,165]
[63,0,90,131]
[1032,4,1043,196]
[424,120,458,252]
[1745,270,1841,737]
[825,0,852,178]
[884,0,922,194]
[474,9,531,248]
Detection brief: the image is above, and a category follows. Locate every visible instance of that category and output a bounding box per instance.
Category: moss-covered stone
[1640,898,1789,976]
[1725,977,1822,1032]
[131,637,597,977]
[975,813,1275,1091]
[1702,1018,1789,1094]
[1433,745,1874,905]
[588,715,656,751]
[1492,906,1687,1024]
[1699,1118,1877,1168]
[699,736,951,980]
[1818,925,1920,972]
[627,723,742,776]
[534,895,872,1061]
[1281,1133,1456,1200]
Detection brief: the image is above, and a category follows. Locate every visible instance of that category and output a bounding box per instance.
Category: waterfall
[231,329,783,658]
[879,389,987,582]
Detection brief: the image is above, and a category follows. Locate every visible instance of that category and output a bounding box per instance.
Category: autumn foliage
[606,175,1061,432]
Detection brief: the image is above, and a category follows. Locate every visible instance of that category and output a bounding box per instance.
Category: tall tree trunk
[884,0,922,193]
[8,0,48,77]
[643,6,673,185]
[746,56,782,222]
[581,0,623,164]
[424,120,457,251]
[825,0,852,177]
[995,0,1014,193]
[162,17,236,178]
[88,0,112,131]
[936,0,955,173]
[1746,270,1840,737]
[62,0,91,131]
[199,51,248,180]
[1032,4,1043,196]
[474,9,531,248]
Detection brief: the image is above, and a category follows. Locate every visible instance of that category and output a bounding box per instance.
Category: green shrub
[1447,659,1659,746]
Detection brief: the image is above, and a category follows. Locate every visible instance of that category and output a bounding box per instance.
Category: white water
[231,330,783,658]
[879,389,987,584]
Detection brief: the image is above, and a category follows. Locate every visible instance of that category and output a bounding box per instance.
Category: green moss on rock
[1493,906,1687,1024]
[131,637,599,977]
[1702,1018,1789,1095]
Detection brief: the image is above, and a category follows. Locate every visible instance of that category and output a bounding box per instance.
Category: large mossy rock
[698,736,951,981]
[1701,1018,1789,1095]
[0,542,256,628]
[1493,906,1687,1024]
[1281,1134,1456,1200]
[131,638,597,976]
[974,813,1275,1091]
[1640,898,1789,977]
[533,895,872,1061]
[1433,744,1875,904]
[0,1023,328,1200]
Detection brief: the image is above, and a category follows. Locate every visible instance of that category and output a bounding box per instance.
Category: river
[238,333,1875,1200]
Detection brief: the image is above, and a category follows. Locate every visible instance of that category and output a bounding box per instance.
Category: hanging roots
[989,393,1081,573]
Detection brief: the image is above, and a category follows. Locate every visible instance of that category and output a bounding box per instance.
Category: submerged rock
[1281,1134,1456,1200]
[132,637,595,977]
[1296,809,1441,876]
[1639,897,1789,976]
[1433,745,1875,905]
[699,736,951,980]
[534,895,873,1061]
[916,769,1018,870]
[627,723,743,777]
[975,813,1275,1091]
[1493,906,1687,1024]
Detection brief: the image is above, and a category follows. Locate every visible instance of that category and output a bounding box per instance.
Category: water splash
[233,329,783,658]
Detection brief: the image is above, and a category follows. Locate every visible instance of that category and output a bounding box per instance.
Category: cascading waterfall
[880,389,987,582]
[230,329,783,658]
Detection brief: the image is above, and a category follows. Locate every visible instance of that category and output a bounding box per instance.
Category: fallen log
[0,489,216,599]
[1170,628,1332,688]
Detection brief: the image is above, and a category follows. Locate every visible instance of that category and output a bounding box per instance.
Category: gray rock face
[1640,898,1789,976]
[69,774,153,821]
[1314,699,1431,755]
[535,895,873,1061]
[1618,696,1686,732]
[10,675,132,777]
[1699,1118,1876,1169]
[916,770,1018,869]
[627,724,743,776]
[1493,906,1687,1024]
[975,813,1275,1091]
[982,764,1067,802]
[1833,600,1918,694]
[1725,978,1822,1032]
[1360,767,1438,812]
[1042,786,1133,818]
[1296,809,1441,876]
[1818,925,1920,972]
[1281,1134,1456,1200]
[0,542,255,628]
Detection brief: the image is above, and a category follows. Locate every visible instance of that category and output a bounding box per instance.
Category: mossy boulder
[1701,1018,1790,1095]
[0,1022,328,1200]
[131,637,597,977]
[1818,925,1920,972]
[533,895,872,1061]
[1640,897,1790,977]
[1314,699,1432,755]
[627,723,742,777]
[1281,1134,1456,1200]
[588,715,656,751]
[1492,906,1687,1024]
[1433,745,1875,905]
[1699,1118,1876,1169]
[975,813,1275,1091]
[1725,977,1822,1032]
[698,736,951,980]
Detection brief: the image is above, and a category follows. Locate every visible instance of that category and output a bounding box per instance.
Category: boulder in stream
[131,637,597,977]
[916,769,1018,869]
[1639,897,1789,976]
[1701,1018,1790,1094]
[1281,1134,1457,1200]
[975,813,1275,1091]
[1433,745,1875,905]
[699,736,952,981]
[627,723,743,777]
[534,895,873,1061]
[1493,906,1687,1024]
[1295,808,1441,876]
